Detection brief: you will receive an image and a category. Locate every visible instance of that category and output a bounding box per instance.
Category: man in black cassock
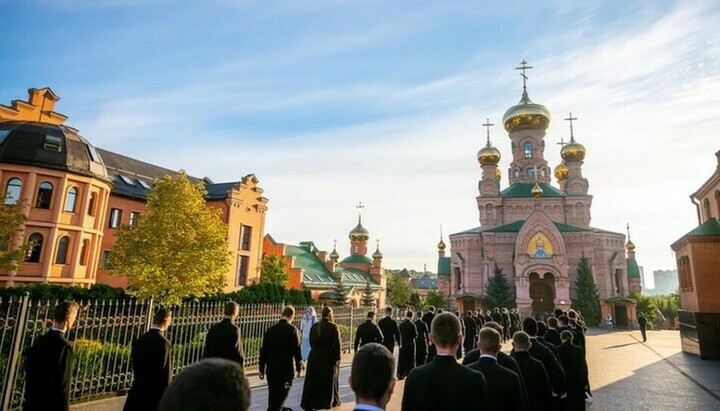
[259,305,303,411]
[463,311,478,355]
[421,307,436,363]
[511,331,553,411]
[397,310,418,379]
[638,313,648,342]
[124,308,173,411]
[557,330,589,411]
[23,301,79,411]
[414,310,429,367]
[455,311,465,359]
[354,311,383,352]
[378,306,401,355]
[205,301,245,367]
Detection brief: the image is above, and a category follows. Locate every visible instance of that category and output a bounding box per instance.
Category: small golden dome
[625,240,635,252]
[495,168,502,181]
[554,163,569,181]
[531,182,543,198]
[438,239,446,251]
[502,91,551,133]
[561,141,586,162]
[477,144,501,166]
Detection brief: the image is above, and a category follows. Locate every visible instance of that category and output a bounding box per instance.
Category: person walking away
[259,305,303,411]
[463,311,478,356]
[349,343,397,411]
[378,306,401,355]
[455,311,465,359]
[421,307,436,363]
[23,301,79,411]
[205,301,245,367]
[158,359,250,411]
[511,331,553,411]
[466,328,526,411]
[397,310,418,379]
[354,311,383,352]
[414,310,429,367]
[544,317,562,347]
[300,307,318,365]
[638,313,648,342]
[519,318,566,407]
[401,313,490,411]
[301,306,342,410]
[124,308,173,411]
[557,331,589,411]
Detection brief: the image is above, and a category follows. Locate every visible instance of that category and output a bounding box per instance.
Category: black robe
[124,329,172,411]
[397,319,418,378]
[421,312,436,362]
[463,316,478,353]
[378,316,401,354]
[557,341,589,411]
[511,351,553,411]
[301,319,341,410]
[259,319,303,411]
[354,319,383,352]
[204,318,245,367]
[23,329,74,411]
[414,319,429,366]
[466,356,526,411]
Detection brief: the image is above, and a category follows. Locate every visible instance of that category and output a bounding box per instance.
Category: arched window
[524,142,533,159]
[514,169,520,178]
[4,178,22,205]
[64,187,78,213]
[527,168,535,177]
[87,192,96,216]
[55,236,70,265]
[703,198,711,221]
[35,182,53,209]
[26,233,43,263]
[79,239,89,266]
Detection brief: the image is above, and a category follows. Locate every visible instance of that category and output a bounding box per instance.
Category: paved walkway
[72,329,720,411]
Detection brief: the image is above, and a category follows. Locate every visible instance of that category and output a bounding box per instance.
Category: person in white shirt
[349,343,396,411]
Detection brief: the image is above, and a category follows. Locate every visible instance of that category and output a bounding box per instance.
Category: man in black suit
[511,331,553,411]
[354,311,384,352]
[159,358,250,411]
[397,310,418,379]
[259,305,303,411]
[421,307,436,363]
[124,308,173,411]
[638,313,648,342]
[466,328,525,411]
[520,318,566,403]
[23,301,79,411]
[414,310,429,367]
[349,343,396,411]
[535,321,559,358]
[557,331,589,411]
[205,301,245,367]
[544,317,562,347]
[401,312,490,411]
[463,311,477,355]
[378,307,401,355]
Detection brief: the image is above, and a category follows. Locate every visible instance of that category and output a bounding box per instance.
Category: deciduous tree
[109,172,230,305]
[0,197,29,273]
[387,272,411,308]
[260,254,289,286]
[425,290,446,309]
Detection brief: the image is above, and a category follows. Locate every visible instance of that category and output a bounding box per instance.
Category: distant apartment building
[642,269,679,296]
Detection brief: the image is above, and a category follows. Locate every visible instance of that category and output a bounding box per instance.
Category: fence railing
[0,296,366,410]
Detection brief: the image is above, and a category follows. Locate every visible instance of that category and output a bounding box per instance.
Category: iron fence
[0,295,366,410]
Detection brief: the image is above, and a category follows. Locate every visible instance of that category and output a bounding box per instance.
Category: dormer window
[86,145,102,163]
[119,175,135,185]
[43,134,62,152]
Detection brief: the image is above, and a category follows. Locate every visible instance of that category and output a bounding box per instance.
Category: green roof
[627,258,641,278]
[336,267,381,287]
[340,254,373,264]
[451,226,482,236]
[500,182,565,198]
[438,256,451,277]
[685,218,720,237]
[286,245,337,285]
[483,220,589,233]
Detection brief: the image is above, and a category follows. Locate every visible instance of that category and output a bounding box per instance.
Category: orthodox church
[437,62,641,323]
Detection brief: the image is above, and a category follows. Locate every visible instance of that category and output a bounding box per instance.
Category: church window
[454,267,462,290]
[35,182,53,209]
[524,142,533,158]
[527,169,535,177]
[4,178,22,205]
[715,190,720,219]
[703,198,711,221]
[514,169,520,178]
[614,269,623,295]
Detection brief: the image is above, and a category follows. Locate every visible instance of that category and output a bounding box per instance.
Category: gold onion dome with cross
[561,140,586,162]
[477,118,501,166]
[349,216,370,241]
[502,60,551,133]
[554,162,569,181]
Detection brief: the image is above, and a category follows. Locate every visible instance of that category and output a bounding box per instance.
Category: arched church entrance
[529,272,556,315]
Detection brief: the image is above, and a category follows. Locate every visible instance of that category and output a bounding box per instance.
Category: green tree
[484,265,515,310]
[632,292,658,324]
[0,197,30,273]
[571,256,601,326]
[260,254,289,286]
[386,272,411,308]
[109,172,230,305]
[425,290,446,309]
[333,278,349,306]
[409,292,422,309]
[361,282,376,307]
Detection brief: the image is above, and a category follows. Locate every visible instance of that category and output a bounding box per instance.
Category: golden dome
[438,239,446,251]
[495,168,502,181]
[477,144,501,166]
[561,141,586,162]
[502,90,551,133]
[554,163,568,181]
[531,182,543,198]
[625,240,635,252]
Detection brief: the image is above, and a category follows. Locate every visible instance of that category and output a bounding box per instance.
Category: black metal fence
[0,296,366,410]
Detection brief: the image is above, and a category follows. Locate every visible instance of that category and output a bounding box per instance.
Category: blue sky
[2,0,719,287]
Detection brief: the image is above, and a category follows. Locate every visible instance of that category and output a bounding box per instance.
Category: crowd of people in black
[23,301,590,411]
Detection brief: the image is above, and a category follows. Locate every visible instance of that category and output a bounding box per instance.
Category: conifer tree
[484,265,515,310]
[571,255,601,326]
[361,281,376,307]
[333,278,349,306]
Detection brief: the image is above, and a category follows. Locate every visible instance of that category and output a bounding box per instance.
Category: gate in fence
[0,295,364,411]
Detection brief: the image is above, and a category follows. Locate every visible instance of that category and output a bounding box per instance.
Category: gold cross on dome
[515,59,533,90]
[557,137,568,147]
[564,112,578,143]
[482,118,494,146]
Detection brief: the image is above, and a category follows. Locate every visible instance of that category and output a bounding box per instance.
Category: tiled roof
[684,218,720,237]
[438,256,451,277]
[205,182,238,200]
[627,258,641,278]
[500,182,565,198]
[285,244,380,288]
